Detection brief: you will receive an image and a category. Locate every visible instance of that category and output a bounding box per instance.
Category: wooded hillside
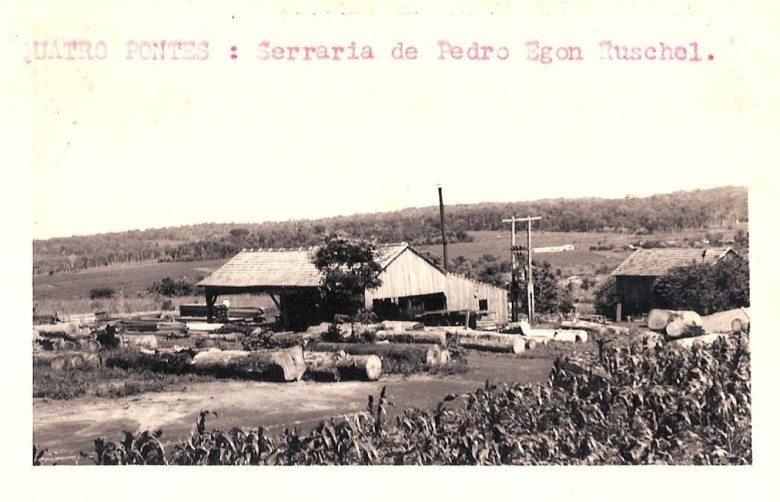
[34,186,747,275]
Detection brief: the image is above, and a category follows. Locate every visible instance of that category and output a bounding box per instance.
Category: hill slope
[34,186,747,275]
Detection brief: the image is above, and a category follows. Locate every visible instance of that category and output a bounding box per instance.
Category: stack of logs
[647,309,704,340]
[35,318,573,383]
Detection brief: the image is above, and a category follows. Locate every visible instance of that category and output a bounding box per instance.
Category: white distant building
[533,244,575,254]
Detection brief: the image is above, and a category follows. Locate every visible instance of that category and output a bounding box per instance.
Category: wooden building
[198,242,508,330]
[610,247,740,320]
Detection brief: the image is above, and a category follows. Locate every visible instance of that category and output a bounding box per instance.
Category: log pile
[647,309,703,340]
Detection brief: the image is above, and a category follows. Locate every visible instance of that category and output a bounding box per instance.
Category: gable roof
[198,242,428,289]
[611,247,737,277]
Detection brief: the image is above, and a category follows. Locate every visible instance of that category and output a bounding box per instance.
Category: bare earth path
[33,353,553,464]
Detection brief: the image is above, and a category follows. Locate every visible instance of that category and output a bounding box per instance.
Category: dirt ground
[33,352,553,465]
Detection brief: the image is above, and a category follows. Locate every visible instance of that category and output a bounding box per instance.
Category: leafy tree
[517,261,574,315]
[594,276,619,319]
[652,257,749,315]
[312,234,383,319]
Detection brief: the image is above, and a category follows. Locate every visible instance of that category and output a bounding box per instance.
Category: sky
[12,1,775,240]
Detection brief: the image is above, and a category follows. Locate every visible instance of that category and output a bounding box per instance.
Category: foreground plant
[43,334,749,466]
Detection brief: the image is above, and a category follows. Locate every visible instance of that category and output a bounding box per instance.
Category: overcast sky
[18,2,772,239]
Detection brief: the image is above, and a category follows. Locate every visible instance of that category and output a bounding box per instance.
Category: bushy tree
[312,234,383,319]
[593,276,619,319]
[517,261,574,315]
[652,257,749,315]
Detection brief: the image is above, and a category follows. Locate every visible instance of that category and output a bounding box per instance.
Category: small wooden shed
[610,247,740,320]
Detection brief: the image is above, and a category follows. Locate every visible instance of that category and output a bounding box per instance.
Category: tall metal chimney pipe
[438,185,448,271]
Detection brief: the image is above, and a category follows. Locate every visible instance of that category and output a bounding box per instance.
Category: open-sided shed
[198,242,508,329]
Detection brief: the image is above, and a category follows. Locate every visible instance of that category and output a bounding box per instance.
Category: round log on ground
[191,346,306,382]
[380,320,424,331]
[305,322,333,335]
[561,320,630,337]
[375,330,447,345]
[123,334,159,350]
[519,329,588,343]
[648,309,675,331]
[308,342,448,367]
[304,351,382,381]
[445,329,525,354]
[525,339,537,351]
[700,308,750,334]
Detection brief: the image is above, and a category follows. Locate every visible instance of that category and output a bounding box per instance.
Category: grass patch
[33,356,213,401]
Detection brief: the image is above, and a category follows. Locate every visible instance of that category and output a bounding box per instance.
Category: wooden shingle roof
[198,243,411,288]
[611,247,736,277]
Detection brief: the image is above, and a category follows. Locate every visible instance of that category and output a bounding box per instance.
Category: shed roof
[611,247,736,277]
[198,242,425,289]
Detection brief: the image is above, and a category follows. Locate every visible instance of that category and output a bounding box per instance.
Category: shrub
[90,287,115,299]
[66,334,751,466]
[148,277,197,297]
[161,299,175,311]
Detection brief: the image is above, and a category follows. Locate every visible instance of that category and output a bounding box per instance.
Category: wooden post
[438,185,448,271]
[616,302,622,323]
[205,292,217,323]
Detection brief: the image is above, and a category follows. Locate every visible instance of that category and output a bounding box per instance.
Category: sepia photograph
[3,0,779,499]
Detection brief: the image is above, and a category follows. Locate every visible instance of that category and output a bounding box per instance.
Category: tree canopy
[312,234,383,319]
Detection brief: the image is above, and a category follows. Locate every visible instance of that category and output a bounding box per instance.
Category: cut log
[504,328,587,344]
[191,346,306,382]
[445,329,525,354]
[304,351,382,381]
[701,308,750,334]
[664,311,704,339]
[123,334,159,350]
[648,309,675,331]
[185,322,225,333]
[306,322,333,335]
[380,320,424,331]
[524,339,537,351]
[375,330,447,345]
[308,342,448,367]
[561,320,630,337]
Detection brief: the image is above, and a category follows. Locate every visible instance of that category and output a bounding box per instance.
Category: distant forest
[33,186,747,275]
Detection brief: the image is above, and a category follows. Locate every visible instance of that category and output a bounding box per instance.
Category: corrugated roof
[198,243,410,288]
[611,247,735,277]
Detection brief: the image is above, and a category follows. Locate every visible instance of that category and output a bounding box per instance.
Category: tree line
[34,186,746,275]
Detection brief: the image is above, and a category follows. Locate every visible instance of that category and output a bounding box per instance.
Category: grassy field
[33,259,228,301]
[32,258,281,317]
[417,228,744,278]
